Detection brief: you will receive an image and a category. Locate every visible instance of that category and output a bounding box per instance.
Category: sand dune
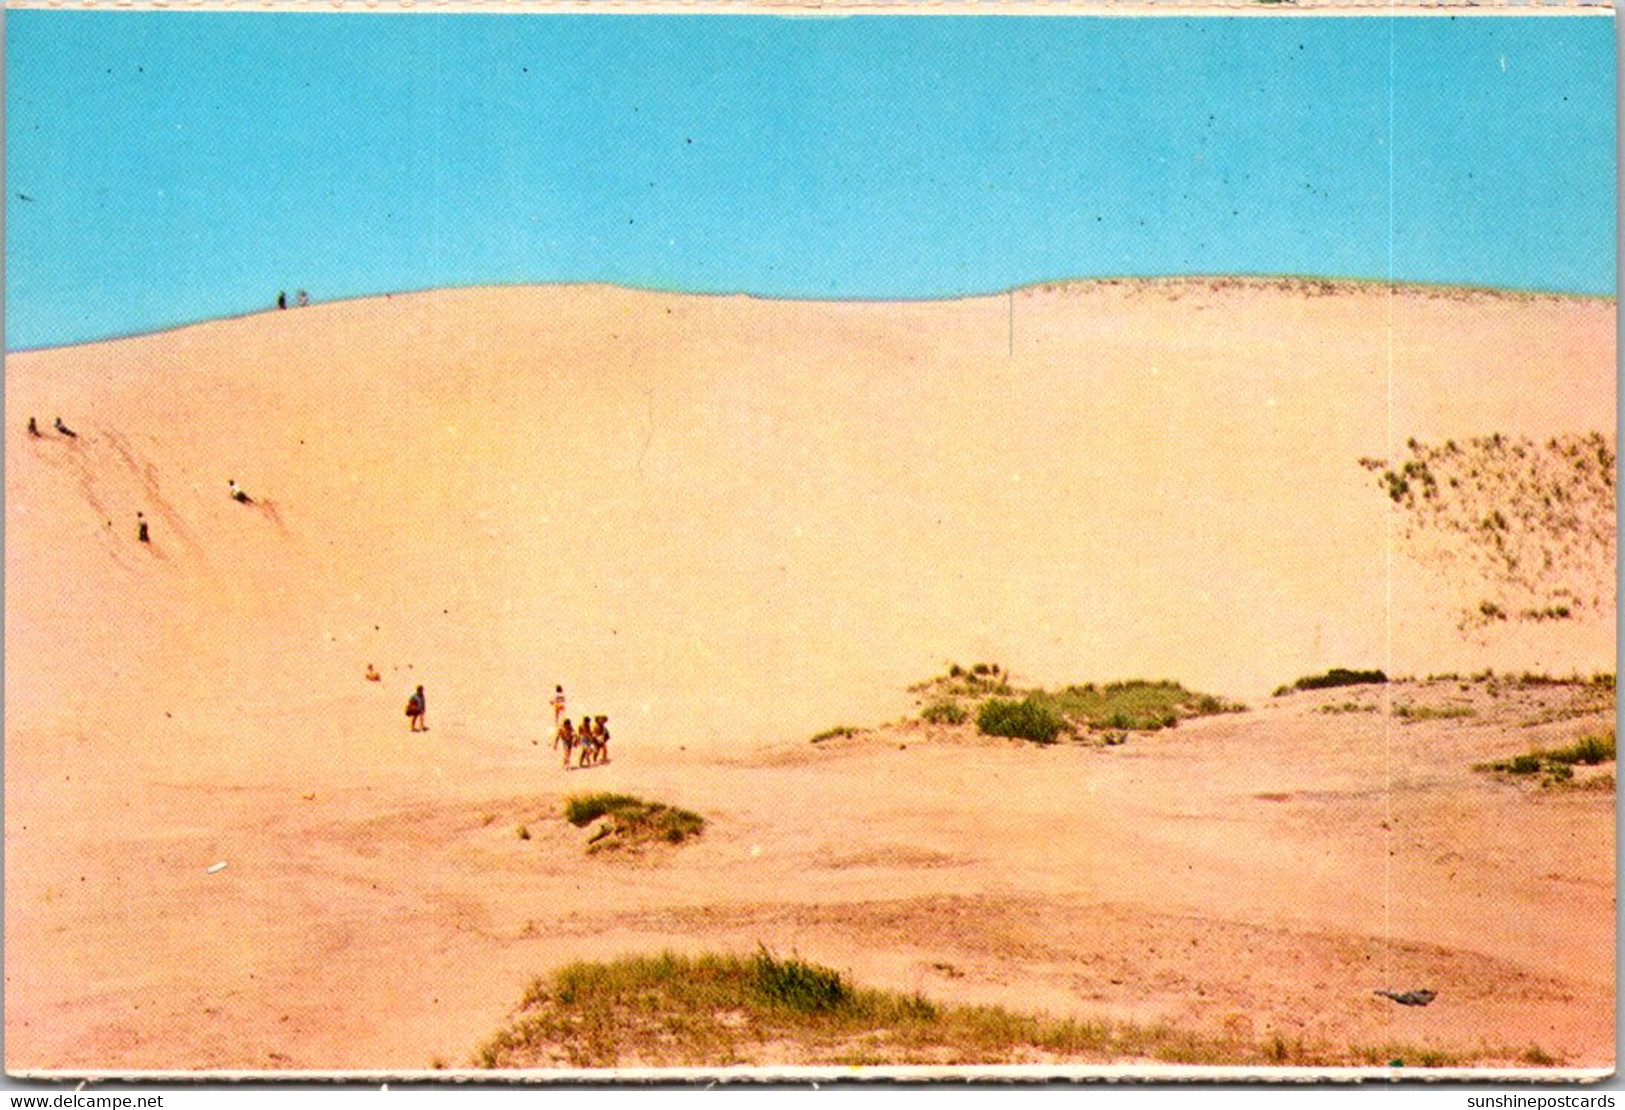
[4,279,1614,1072]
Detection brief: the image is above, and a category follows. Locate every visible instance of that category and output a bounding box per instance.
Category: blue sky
[5,12,1616,350]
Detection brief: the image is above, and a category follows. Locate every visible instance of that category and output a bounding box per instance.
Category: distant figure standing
[277,291,287,310]
[27,417,40,438]
[53,417,76,438]
[406,685,427,732]
[229,479,252,504]
[136,512,149,544]
[551,685,567,726]
[296,289,309,307]
[555,718,576,767]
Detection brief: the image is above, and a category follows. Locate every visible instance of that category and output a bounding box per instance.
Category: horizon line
[8,272,1615,356]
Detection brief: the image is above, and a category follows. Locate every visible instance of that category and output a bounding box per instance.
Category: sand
[4,279,1614,1072]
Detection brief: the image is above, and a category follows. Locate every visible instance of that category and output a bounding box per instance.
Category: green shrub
[810,725,860,744]
[977,697,1067,744]
[921,699,969,726]
[1274,669,1387,696]
[1506,754,1544,775]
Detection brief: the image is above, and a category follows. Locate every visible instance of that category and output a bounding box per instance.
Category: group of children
[549,686,610,769]
[395,681,610,769]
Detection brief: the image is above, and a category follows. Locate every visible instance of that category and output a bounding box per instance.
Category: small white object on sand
[207,861,228,874]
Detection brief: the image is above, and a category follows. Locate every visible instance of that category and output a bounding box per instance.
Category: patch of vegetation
[810,725,862,744]
[1547,729,1616,766]
[1274,668,1388,697]
[976,697,1068,745]
[1392,704,1475,721]
[1318,702,1378,715]
[920,699,969,726]
[472,950,1530,1069]
[911,663,1013,700]
[1474,727,1615,786]
[914,671,1240,743]
[563,793,705,851]
[1367,434,1616,633]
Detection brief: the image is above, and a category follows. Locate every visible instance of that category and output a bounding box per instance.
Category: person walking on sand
[296,289,309,307]
[277,291,287,310]
[137,512,149,544]
[53,417,76,438]
[229,479,252,504]
[27,417,40,438]
[407,685,427,732]
[555,718,576,767]
[551,685,567,727]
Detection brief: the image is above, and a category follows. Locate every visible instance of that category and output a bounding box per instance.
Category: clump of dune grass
[1474,727,1615,787]
[909,663,1014,700]
[563,793,705,851]
[1392,703,1475,721]
[1274,669,1388,697]
[471,950,1535,1069]
[920,699,969,726]
[810,725,862,744]
[1318,702,1378,715]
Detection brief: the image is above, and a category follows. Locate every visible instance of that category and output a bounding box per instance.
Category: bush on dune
[563,793,705,849]
[1274,669,1388,697]
[976,697,1068,745]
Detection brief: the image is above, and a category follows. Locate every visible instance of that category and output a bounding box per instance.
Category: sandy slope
[4,280,1614,1072]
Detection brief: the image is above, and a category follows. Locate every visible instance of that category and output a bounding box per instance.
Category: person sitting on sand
[555,719,576,767]
[53,417,76,438]
[551,685,566,726]
[407,685,427,732]
[365,663,381,683]
[229,479,252,504]
[27,417,40,438]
